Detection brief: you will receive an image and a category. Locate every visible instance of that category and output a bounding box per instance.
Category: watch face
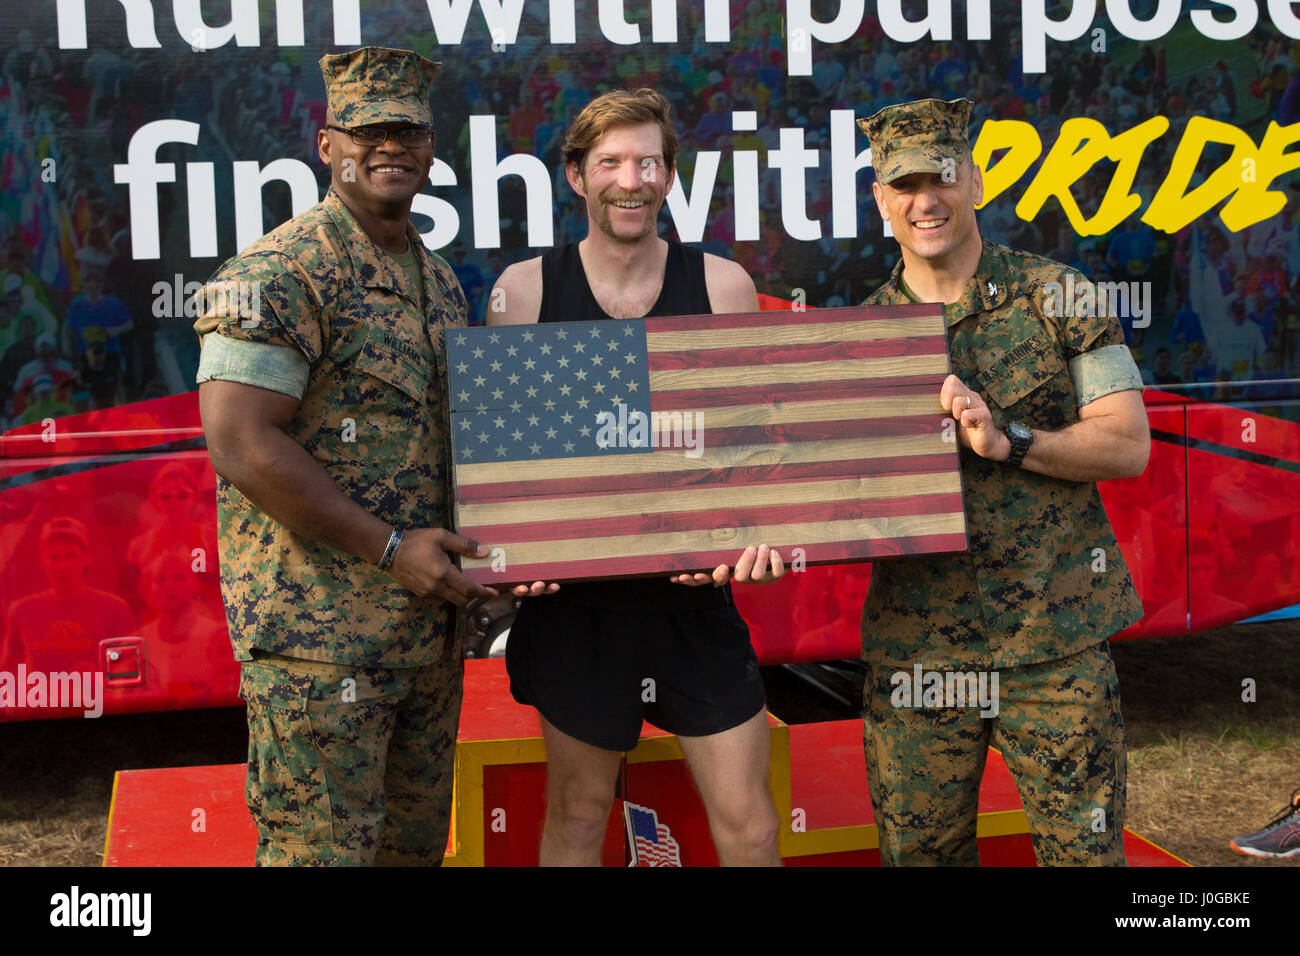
[1009,422,1032,441]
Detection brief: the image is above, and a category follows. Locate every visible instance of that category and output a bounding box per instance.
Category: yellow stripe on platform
[1125,828,1194,866]
[449,735,553,868]
[783,822,880,857]
[780,809,1034,859]
[101,771,121,867]
[451,742,484,868]
[975,809,1032,839]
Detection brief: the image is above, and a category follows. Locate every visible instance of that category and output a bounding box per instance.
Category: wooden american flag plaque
[447,304,967,585]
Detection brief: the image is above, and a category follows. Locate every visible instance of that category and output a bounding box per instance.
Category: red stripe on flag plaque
[447,304,965,584]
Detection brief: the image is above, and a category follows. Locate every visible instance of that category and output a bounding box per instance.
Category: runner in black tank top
[489,90,782,865]
[505,240,764,754]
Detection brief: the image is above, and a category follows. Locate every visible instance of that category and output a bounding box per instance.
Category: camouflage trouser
[862,640,1126,866]
[239,651,463,866]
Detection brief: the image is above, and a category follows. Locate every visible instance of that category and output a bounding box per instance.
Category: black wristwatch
[1001,421,1034,467]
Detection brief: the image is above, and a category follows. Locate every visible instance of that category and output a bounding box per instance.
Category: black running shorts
[505,587,767,753]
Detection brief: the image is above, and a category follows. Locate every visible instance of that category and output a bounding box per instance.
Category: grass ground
[0,706,247,867]
[1114,619,1300,867]
[0,620,1296,867]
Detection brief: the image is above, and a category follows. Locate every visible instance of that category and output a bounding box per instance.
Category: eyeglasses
[327,124,434,148]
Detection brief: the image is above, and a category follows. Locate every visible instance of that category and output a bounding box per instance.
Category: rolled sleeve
[193,257,325,363]
[1068,343,1144,408]
[196,335,310,399]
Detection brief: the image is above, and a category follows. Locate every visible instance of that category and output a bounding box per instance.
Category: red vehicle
[3,329,1298,721]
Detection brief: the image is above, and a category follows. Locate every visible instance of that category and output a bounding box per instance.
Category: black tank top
[539,241,712,323]
[534,241,731,611]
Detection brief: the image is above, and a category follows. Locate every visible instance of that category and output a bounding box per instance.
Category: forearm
[1011,415,1150,482]
[208,425,391,565]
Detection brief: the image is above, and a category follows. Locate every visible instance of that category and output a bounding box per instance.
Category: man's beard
[592,190,660,242]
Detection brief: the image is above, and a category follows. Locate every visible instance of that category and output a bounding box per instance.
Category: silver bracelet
[377,528,404,571]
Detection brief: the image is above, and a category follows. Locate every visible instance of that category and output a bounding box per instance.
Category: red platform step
[104,658,1189,867]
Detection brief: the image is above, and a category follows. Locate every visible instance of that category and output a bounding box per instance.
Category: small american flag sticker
[624,801,682,867]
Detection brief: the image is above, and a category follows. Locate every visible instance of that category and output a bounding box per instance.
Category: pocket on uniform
[241,664,335,846]
[321,326,432,471]
[354,325,431,403]
[979,334,1062,412]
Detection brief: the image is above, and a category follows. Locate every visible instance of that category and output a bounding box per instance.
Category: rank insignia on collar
[987,282,997,296]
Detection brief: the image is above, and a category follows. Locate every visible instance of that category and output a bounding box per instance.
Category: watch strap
[1002,422,1032,467]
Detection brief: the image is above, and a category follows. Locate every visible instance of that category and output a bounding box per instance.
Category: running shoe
[1229,787,1300,859]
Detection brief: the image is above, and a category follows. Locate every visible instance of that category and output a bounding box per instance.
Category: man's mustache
[601,191,655,203]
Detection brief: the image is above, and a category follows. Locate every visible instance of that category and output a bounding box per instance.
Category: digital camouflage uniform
[858,99,1145,866]
[194,48,469,866]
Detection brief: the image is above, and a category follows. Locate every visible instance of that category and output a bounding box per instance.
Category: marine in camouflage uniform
[857,98,1148,865]
[194,48,483,866]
